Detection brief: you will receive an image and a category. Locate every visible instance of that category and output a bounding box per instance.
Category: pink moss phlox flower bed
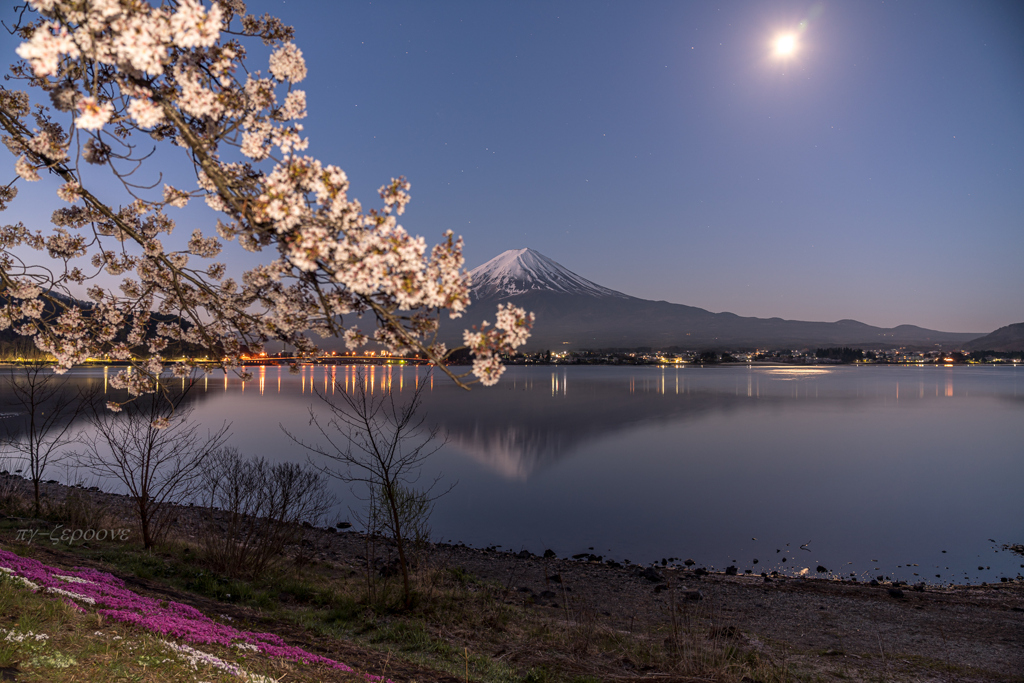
[0,549,353,671]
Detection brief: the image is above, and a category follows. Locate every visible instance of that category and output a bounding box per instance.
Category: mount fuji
[467,248,628,300]
[441,248,981,350]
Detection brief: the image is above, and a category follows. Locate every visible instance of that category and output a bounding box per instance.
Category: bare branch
[285,368,452,607]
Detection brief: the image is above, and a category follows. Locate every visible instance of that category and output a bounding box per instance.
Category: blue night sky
[4,1,1023,333]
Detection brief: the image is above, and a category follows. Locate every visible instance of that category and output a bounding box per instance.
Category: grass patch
[0,572,263,682]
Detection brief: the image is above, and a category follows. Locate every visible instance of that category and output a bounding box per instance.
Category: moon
[773,33,798,57]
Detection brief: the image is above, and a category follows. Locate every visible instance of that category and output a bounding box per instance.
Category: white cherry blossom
[14,156,39,181]
[75,97,114,130]
[268,43,306,83]
[127,97,164,128]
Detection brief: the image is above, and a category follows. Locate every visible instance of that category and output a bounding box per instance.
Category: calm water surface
[5,364,1023,584]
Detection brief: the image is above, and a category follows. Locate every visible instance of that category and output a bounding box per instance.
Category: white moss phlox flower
[46,586,96,605]
[55,574,93,584]
[161,640,244,677]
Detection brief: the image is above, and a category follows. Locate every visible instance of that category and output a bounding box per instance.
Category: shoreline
[2,476,1023,681]
[4,473,1021,591]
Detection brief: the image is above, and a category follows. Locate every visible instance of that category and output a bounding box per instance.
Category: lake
[2,363,1022,584]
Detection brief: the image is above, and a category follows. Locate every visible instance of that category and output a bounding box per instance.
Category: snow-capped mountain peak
[469,248,628,300]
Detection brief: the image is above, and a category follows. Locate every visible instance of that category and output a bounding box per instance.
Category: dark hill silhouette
[0,291,209,358]
[962,323,1024,353]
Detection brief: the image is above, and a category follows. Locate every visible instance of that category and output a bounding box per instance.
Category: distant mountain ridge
[443,248,985,350]
[962,323,1024,353]
[0,290,207,357]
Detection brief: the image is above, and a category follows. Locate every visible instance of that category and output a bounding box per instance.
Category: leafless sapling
[286,368,451,607]
[77,385,228,549]
[0,362,85,515]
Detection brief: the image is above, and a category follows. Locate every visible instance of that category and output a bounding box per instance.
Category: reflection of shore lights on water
[550,372,568,396]
[761,367,832,375]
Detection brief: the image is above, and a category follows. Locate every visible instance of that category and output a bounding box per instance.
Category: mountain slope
[443,249,982,350]
[469,248,629,299]
[962,323,1024,352]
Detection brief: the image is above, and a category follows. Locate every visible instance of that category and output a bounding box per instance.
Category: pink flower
[0,549,369,674]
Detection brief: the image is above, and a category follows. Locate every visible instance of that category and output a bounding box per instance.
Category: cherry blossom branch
[1,0,533,399]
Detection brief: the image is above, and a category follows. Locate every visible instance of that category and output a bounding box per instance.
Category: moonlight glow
[773,33,798,57]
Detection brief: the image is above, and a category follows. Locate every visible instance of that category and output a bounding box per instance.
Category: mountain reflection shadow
[423,376,761,481]
[421,365,1023,480]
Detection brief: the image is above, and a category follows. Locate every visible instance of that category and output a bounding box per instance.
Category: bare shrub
[198,447,335,579]
[42,487,119,532]
[365,481,434,564]
[357,481,436,605]
[0,470,30,517]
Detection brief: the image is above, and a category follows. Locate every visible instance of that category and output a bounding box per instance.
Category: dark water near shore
[2,363,1022,584]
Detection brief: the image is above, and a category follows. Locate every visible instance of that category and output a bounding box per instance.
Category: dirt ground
[314,531,1024,682]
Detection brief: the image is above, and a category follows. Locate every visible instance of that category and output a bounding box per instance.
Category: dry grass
[278,551,789,683]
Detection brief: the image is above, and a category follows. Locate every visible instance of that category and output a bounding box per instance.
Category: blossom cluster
[0,549,397,680]
[462,303,536,385]
[1,0,532,394]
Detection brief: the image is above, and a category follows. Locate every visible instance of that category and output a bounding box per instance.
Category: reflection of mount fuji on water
[442,248,983,350]
[424,366,1024,480]
[425,370,823,480]
[428,376,747,480]
[445,424,570,481]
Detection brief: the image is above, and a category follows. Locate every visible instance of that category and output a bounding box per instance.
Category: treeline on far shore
[814,347,876,362]
[3,340,1021,367]
[469,346,1024,366]
[0,338,49,361]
